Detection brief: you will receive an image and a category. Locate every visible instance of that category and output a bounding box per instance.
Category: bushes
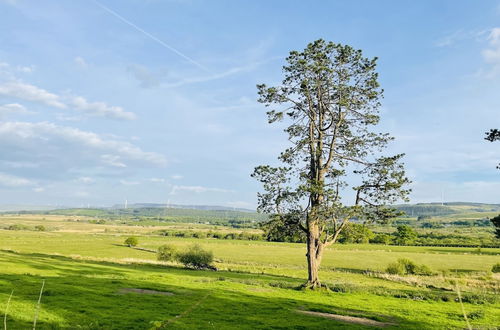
[157,244,177,262]
[386,258,434,276]
[34,225,46,231]
[370,233,391,245]
[156,243,215,270]
[177,244,214,270]
[492,263,500,273]
[124,236,138,247]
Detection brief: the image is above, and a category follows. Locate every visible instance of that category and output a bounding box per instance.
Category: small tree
[157,244,177,262]
[177,244,214,269]
[252,39,410,288]
[124,236,138,247]
[485,129,499,169]
[393,225,417,245]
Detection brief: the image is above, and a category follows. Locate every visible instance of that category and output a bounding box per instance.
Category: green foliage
[7,224,29,231]
[490,214,500,239]
[260,215,306,243]
[157,244,177,262]
[492,263,500,273]
[385,258,434,276]
[339,223,374,244]
[176,244,214,269]
[370,233,392,245]
[393,225,417,245]
[34,225,46,231]
[124,236,138,247]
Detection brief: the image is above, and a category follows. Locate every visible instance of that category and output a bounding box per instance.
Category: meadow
[0,214,499,329]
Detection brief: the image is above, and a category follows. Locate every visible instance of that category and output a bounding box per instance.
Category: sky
[0,0,499,209]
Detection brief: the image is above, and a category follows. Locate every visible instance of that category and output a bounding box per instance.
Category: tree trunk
[305,222,324,288]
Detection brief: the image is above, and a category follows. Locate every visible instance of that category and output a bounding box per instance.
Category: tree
[485,129,500,169]
[252,39,410,288]
[124,236,138,247]
[490,214,500,239]
[393,225,417,245]
[338,223,374,244]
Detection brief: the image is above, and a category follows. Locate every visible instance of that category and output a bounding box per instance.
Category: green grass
[0,216,499,329]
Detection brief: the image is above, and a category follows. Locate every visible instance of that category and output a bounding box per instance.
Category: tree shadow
[0,249,484,329]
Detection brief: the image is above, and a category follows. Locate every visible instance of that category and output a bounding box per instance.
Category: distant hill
[395,202,500,217]
[113,203,255,213]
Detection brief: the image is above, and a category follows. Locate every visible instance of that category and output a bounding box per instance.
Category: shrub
[177,244,214,269]
[7,224,29,231]
[492,263,500,273]
[157,244,177,262]
[386,261,406,275]
[386,258,433,276]
[124,236,138,247]
[34,225,46,231]
[370,233,391,245]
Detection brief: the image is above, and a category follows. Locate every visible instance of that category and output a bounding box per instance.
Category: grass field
[0,215,499,329]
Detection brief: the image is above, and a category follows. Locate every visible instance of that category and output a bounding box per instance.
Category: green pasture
[0,217,499,329]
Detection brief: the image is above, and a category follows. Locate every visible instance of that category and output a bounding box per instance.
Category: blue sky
[0,0,499,208]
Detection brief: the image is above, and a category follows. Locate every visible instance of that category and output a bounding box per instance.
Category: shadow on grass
[0,249,463,329]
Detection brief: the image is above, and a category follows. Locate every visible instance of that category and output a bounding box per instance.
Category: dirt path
[296,310,395,327]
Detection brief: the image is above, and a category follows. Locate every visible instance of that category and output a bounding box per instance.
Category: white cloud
[0,103,32,116]
[77,177,94,184]
[74,56,88,68]
[149,177,165,182]
[70,96,136,120]
[0,121,167,176]
[33,187,45,192]
[120,179,140,185]
[17,65,35,73]
[481,27,500,75]
[170,185,233,195]
[0,81,66,109]
[0,172,34,187]
[171,174,183,180]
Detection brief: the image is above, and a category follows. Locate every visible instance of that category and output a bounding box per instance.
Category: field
[0,214,499,329]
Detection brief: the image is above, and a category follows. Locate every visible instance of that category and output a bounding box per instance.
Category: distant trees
[338,223,374,244]
[252,39,410,288]
[393,225,417,245]
[490,215,500,239]
[485,129,499,169]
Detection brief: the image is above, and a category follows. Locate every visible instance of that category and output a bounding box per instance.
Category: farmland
[0,213,499,329]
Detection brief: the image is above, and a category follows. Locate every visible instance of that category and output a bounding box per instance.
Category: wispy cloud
[162,56,281,89]
[482,28,500,63]
[0,172,34,187]
[0,103,32,117]
[0,81,66,108]
[0,78,136,120]
[0,121,167,173]
[74,56,88,68]
[70,96,136,120]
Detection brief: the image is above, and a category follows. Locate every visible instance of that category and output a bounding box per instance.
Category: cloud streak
[92,0,209,72]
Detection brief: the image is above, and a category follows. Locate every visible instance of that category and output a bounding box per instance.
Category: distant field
[0,215,499,329]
